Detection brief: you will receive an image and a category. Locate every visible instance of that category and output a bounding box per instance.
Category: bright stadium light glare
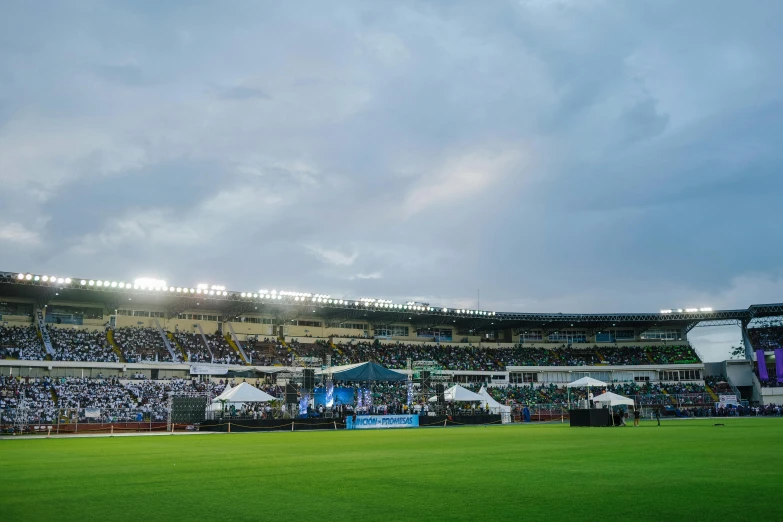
[57,277,65,283]
[80,280,86,285]
[241,292,247,297]
[88,280,95,286]
[65,278,72,284]
[700,307,713,312]
[135,278,167,289]
[33,275,40,281]
[660,309,673,314]
[42,276,49,282]
[110,281,117,287]
[443,308,447,312]
[17,273,25,280]
[25,274,32,280]
[96,281,103,287]
[685,308,699,313]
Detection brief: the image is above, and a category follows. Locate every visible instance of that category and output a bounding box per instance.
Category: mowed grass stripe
[1,419,782,521]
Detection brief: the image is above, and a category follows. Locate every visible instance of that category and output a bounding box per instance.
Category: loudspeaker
[285,384,298,404]
[436,384,445,404]
[303,369,315,390]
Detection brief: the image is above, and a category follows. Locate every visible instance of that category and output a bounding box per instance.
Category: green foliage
[2,420,783,520]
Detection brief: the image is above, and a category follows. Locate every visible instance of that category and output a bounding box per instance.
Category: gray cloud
[1,0,782,361]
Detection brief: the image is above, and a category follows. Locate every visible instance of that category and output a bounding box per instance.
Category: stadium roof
[1,271,781,334]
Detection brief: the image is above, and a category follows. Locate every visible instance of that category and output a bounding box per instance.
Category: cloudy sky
[1,1,782,360]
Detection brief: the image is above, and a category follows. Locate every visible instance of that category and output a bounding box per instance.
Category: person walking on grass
[633,406,641,427]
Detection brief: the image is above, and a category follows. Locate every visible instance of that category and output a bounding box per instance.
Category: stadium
[2,270,783,519]
[4,2,783,520]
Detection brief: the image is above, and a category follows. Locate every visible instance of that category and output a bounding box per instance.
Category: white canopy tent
[214,382,276,403]
[566,377,608,388]
[591,391,635,407]
[428,384,485,402]
[566,376,608,410]
[478,386,512,423]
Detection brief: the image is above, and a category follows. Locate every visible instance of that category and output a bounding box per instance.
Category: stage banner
[776,348,783,383]
[757,350,768,381]
[190,364,228,375]
[84,408,101,418]
[346,414,419,430]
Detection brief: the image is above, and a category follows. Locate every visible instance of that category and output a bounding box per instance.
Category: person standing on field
[633,407,641,427]
[654,408,661,426]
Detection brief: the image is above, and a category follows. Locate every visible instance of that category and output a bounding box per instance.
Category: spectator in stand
[0,326,45,361]
[49,328,119,363]
[113,327,181,363]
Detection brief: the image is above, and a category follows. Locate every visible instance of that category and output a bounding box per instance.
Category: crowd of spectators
[0,326,45,361]
[49,328,119,363]
[0,375,57,424]
[113,327,180,363]
[290,340,701,371]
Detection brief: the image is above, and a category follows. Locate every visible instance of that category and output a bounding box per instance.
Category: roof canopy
[330,361,408,382]
[428,384,485,402]
[214,382,276,402]
[592,391,635,406]
[566,377,608,388]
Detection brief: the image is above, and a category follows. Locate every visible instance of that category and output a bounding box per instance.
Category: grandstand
[1,269,783,428]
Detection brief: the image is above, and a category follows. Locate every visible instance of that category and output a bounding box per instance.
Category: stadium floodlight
[222,291,227,296]
[42,276,49,282]
[110,281,117,287]
[88,280,95,286]
[80,280,86,285]
[442,308,447,312]
[135,278,167,289]
[170,287,176,292]
[97,281,103,287]
[208,290,215,295]
[197,284,208,290]
[65,278,72,284]
[699,307,713,312]
[33,275,40,281]
[241,292,247,297]
[271,289,277,295]
[685,308,699,313]
[660,309,673,314]
[25,274,32,280]
[17,273,25,280]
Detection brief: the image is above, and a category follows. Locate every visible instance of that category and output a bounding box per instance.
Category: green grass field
[2,419,782,521]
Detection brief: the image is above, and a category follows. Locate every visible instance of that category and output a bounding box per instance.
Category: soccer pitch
[1,419,781,521]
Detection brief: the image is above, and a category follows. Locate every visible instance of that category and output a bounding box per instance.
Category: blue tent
[330,361,408,382]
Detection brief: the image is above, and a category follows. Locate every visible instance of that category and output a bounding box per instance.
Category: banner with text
[190,365,229,375]
[346,414,419,430]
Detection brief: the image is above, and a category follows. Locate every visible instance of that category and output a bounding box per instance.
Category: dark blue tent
[330,361,408,382]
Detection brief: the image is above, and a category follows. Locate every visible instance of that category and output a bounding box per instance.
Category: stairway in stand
[34,308,55,358]
[106,329,126,363]
[705,385,719,402]
[595,351,605,363]
[661,389,678,405]
[224,334,249,365]
[167,332,188,361]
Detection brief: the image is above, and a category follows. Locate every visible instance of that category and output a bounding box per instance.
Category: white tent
[478,386,512,423]
[214,382,276,403]
[428,384,485,402]
[591,391,635,406]
[566,377,608,388]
